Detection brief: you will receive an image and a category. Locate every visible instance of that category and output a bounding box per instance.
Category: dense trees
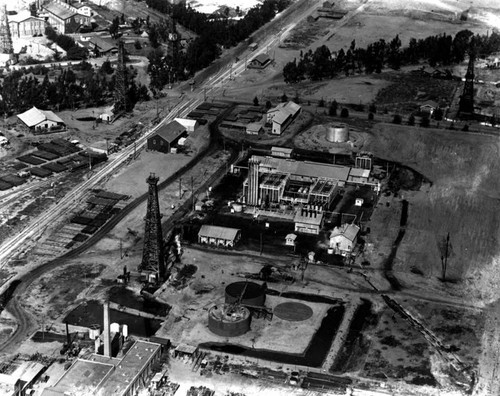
[0,63,149,115]
[144,0,291,80]
[283,30,500,84]
[45,26,89,61]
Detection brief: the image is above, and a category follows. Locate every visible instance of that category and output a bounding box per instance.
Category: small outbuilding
[419,100,438,115]
[198,225,241,247]
[147,121,187,153]
[17,107,65,132]
[248,53,272,69]
[271,146,293,158]
[246,122,263,135]
[294,210,324,235]
[329,223,360,256]
[174,117,198,132]
[285,233,297,246]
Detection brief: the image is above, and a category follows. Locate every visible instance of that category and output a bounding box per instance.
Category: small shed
[248,53,272,69]
[329,223,360,256]
[285,233,297,246]
[246,122,263,135]
[174,344,198,360]
[198,225,241,247]
[355,198,364,207]
[271,146,293,158]
[147,121,187,153]
[420,100,438,115]
[174,117,198,132]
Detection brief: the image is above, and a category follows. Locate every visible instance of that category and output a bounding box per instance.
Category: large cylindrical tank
[110,322,120,333]
[225,281,266,307]
[208,304,251,337]
[326,123,349,143]
[89,324,100,340]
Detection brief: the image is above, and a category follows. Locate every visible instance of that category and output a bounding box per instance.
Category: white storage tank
[122,324,129,339]
[326,123,349,143]
[89,324,100,340]
[110,322,120,333]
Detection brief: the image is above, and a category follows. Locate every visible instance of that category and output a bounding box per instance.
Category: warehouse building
[198,225,241,247]
[17,107,66,132]
[147,121,187,153]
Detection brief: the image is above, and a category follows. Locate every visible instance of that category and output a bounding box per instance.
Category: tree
[253,96,259,106]
[368,112,374,120]
[392,114,402,124]
[433,107,443,121]
[280,93,288,102]
[462,123,469,131]
[420,116,430,127]
[408,114,415,126]
[329,101,338,116]
[265,100,272,109]
[369,103,377,113]
[318,98,325,107]
[340,108,349,118]
[437,233,452,281]
[134,40,142,50]
[109,17,120,39]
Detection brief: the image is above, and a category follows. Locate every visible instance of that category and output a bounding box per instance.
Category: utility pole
[178,178,182,198]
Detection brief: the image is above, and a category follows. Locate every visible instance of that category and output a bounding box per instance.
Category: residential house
[329,223,360,256]
[17,107,66,132]
[419,100,438,115]
[198,225,241,247]
[248,53,271,69]
[147,121,187,153]
[87,36,117,57]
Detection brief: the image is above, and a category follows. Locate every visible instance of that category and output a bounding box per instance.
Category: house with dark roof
[88,36,118,56]
[43,2,90,34]
[248,53,272,69]
[147,121,187,153]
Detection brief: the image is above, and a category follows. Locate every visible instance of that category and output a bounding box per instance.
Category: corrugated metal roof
[43,3,77,20]
[198,225,240,241]
[272,146,293,154]
[174,117,198,128]
[330,223,359,241]
[17,107,64,127]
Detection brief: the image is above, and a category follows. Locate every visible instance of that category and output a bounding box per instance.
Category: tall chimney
[65,322,70,346]
[103,301,111,357]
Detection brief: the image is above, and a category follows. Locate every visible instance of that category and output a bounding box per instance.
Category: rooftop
[43,2,78,20]
[17,107,65,127]
[330,223,360,241]
[294,210,324,226]
[199,225,240,241]
[153,121,186,143]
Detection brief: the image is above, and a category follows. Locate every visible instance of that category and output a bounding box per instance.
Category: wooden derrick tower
[113,40,128,114]
[0,5,13,56]
[139,173,166,281]
[458,53,475,117]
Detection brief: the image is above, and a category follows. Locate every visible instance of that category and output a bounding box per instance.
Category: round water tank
[89,324,100,340]
[225,281,266,307]
[326,123,349,143]
[122,324,128,338]
[208,304,251,337]
[110,322,120,333]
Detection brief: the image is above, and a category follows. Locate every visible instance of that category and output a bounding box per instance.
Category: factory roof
[99,340,161,395]
[45,341,161,396]
[271,146,293,155]
[272,111,291,125]
[330,223,360,242]
[199,225,240,241]
[348,168,370,179]
[43,2,78,20]
[294,210,324,226]
[17,107,64,127]
[251,155,350,181]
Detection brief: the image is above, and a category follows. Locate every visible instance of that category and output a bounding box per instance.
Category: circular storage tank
[110,322,120,333]
[122,324,128,338]
[326,123,349,143]
[225,281,266,307]
[208,304,251,337]
[88,324,100,340]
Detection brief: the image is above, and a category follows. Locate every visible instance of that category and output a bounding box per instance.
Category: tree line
[0,62,149,116]
[283,30,500,83]
[45,26,89,61]
[144,0,291,92]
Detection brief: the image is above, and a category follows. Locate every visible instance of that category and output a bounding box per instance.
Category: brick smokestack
[103,301,111,357]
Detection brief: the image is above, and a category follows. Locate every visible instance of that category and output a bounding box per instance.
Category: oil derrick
[0,5,13,56]
[458,53,475,118]
[139,173,166,281]
[113,40,128,114]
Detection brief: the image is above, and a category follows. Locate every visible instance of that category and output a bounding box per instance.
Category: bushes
[340,107,349,118]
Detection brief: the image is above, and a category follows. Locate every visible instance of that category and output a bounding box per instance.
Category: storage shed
[329,223,360,256]
[17,107,65,132]
[198,225,241,247]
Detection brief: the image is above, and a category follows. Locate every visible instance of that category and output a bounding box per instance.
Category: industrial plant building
[266,102,301,135]
[330,223,360,256]
[41,340,161,396]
